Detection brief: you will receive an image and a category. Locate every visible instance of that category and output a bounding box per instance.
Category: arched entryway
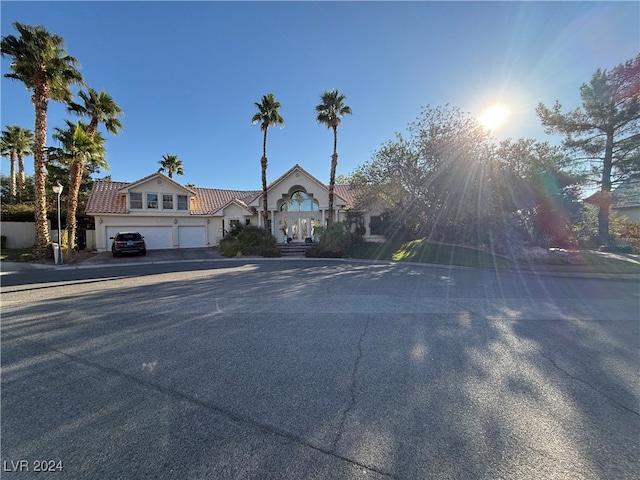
[276,189,320,243]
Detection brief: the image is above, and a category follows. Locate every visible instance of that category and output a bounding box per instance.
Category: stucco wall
[1,222,39,249]
[86,230,97,250]
[614,207,640,223]
[0,222,100,250]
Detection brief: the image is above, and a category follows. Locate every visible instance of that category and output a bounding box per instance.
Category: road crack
[331,315,370,453]
[4,330,395,479]
[533,346,640,417]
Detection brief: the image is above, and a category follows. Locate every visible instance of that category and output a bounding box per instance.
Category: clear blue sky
[2,1,638,190]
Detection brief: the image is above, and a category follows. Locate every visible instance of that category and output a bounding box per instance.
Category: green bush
[600,244,634,254]
[305,222,351,258]
[623,222,640,254]
[217,238,241,257]
[1,203,36,222]
[217,224,280,257]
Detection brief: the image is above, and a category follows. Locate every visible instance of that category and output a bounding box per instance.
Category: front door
[281,214,315,242]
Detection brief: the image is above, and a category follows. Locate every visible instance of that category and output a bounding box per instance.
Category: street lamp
[52,182,63,264]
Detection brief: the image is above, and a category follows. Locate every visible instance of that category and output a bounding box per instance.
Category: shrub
[623,222,640,254]
[599,244,634,254]
[217,238,241,257]
[305,222,351,258]
[218,224,279,257]
[1,203,36,222]
[316,222,350,249]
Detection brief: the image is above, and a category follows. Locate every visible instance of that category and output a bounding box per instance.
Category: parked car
[110,232,146,257]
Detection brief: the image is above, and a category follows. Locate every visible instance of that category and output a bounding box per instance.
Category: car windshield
[117,233,142,241]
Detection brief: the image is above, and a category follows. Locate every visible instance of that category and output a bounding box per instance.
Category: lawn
[350,240,640,274]
[1,248,36,263]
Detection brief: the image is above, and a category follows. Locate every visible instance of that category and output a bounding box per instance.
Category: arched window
[280,191,317,211]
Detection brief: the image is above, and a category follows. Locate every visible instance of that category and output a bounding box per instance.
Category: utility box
[52,243,63,265]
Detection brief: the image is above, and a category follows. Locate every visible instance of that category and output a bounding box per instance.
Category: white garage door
[106,226,173,250]
[178,226,206,248]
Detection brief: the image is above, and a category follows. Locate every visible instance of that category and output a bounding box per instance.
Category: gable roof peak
[117,172,196,195]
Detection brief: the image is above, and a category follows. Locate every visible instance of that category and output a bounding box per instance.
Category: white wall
[615,207,640,223]
[1,221,39,249]
[86,230,96,250]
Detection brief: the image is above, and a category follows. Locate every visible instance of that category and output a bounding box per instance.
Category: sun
[479,104,510,130]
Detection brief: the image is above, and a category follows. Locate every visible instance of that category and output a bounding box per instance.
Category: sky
[1,1,639,190]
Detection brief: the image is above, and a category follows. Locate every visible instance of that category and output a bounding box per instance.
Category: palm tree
[0,133,15,199]
[14,127,34,201]
[1,126,35,202]
[157,154,184,178]
[67,87,124,138]
[252,93,284,228]
[315,89,352,226]
[66,87,123,250]
[48,120,106,254]
[1,22,83,257]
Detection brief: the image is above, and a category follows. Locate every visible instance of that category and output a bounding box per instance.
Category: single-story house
[86,164,384,252]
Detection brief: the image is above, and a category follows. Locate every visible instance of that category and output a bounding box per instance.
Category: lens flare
[480,104,510,130]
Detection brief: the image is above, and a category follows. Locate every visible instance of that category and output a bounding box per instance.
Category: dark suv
[110,232,146,257]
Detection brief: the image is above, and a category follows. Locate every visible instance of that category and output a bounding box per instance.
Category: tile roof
[86,181,129,214]
[333,184,355,206]
[191,188,261,215]
[86,174,357,216]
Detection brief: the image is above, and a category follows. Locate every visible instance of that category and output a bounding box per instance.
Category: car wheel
[112,251,119,257]
[140,251,146,256]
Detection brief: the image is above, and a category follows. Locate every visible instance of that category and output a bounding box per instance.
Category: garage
[106,226,173,251]
[178,226,206,248]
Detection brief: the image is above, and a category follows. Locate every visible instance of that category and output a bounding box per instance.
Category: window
[163,194,173,210]
[370,215,386,236]
[147,193,158,209]
[280,191,317,211]
[130,192,142,209]
[177,195,188,211]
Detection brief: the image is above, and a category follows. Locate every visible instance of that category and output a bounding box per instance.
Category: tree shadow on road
[2,262,638,479]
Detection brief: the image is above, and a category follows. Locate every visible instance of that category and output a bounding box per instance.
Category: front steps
[278,243,313,257]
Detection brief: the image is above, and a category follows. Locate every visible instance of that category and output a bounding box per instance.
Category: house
[86,164,384,252]
[611,174,640,223]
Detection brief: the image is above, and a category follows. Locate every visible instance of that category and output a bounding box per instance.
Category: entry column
[271,210,277,236]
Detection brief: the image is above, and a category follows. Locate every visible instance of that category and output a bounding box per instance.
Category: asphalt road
[2,259,639,479]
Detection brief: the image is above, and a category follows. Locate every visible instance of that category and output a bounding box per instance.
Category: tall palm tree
[252,93,284,228]
[48,120,106,254]
[1,126,35,202]
[315,89,352,226]
[67,87,124,138]
[1,22,83,256]
[66,87,123,250]
[157,154,184,179]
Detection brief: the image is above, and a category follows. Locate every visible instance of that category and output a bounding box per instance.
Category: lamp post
[52,182,63,264]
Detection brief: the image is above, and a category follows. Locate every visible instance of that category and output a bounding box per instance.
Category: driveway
[76,247,227,265]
